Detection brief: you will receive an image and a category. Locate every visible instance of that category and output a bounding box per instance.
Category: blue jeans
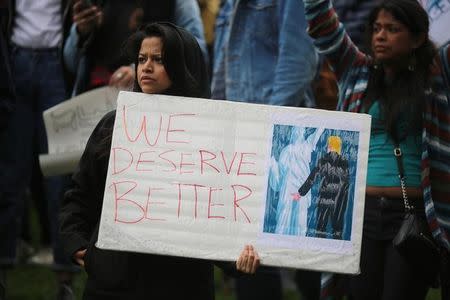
[0,45,76,271]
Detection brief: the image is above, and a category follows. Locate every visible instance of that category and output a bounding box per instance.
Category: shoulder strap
[393,143,413,211]
[439,44,450,91]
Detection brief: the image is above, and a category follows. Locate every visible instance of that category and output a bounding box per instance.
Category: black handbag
[390,144,441,283]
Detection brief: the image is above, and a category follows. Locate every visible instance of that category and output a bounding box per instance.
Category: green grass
[5,265,442,300]
[4,199,442,300]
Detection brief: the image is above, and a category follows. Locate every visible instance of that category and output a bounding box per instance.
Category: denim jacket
[63,0,207,96]
[211,0,318,107]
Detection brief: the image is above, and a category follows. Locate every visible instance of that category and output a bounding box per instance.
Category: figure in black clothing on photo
[59,22,259,300]
[296,135,349,239]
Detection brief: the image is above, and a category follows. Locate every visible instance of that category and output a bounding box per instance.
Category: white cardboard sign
[97,91,371,274]
[40,87,119,176]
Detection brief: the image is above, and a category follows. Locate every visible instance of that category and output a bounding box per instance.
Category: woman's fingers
[72,1,102,35]
[109,66,135,89]
[236,245,260,274]
[249,245,260,274]
[73,1,98,19]
[74,249,87,267]
[245,245,259,274]
[236,245,249,272]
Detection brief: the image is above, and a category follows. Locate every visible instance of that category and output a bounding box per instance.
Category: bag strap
[393,142,413,212]
[439,45,450,91]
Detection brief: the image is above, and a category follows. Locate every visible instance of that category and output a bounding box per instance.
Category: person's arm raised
[303,0,367,81]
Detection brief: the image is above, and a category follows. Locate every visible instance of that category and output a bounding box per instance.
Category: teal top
[367,101,422,187]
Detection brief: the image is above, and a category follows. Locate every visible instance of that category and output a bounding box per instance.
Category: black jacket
[60,111,237,299]
[0,9,14,131]
[298,151,350,226]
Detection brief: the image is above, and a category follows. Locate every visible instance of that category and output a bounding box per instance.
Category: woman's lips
[374,45,387,52]
[141,76,155,83]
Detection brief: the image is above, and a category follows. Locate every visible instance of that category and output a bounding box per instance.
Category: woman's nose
[143,61,153,72]
[375,29,386,40]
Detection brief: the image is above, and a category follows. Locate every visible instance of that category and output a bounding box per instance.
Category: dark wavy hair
[125,22,210,98]
[363,0,437,140]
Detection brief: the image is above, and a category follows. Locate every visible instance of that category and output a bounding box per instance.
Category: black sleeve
[298,163,321,196]
[214,260,242,277]
[59,111,115,259]
[0,27,15,131]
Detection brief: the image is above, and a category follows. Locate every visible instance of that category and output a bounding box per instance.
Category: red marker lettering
[231,184,252,223]
[135,151,156,172]
[121,105,162,146]
[110,181,144,224]
[207,187,224,219]
[237,152,257,176]
[221,151,237,174]
[199,150,220,174]
[176,183,183,218]
[145,187,166,221]
[179,152,195,174]
[176,183,205,218]
[166,113,195,144]
[112,147,133,175]
[158,150,177,172]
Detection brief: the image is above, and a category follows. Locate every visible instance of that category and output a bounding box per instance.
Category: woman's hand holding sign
[236,245,260,274]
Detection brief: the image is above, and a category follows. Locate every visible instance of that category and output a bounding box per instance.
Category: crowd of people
[0,0,449,300]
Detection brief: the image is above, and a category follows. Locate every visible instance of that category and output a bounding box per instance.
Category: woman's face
[137,37,172,94]
[371,9,420,63]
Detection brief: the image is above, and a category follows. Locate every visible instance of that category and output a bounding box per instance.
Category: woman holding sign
[301,0,449,299]
[59,22,259,299]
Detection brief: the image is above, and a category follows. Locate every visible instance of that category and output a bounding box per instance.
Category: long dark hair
[125,22,210,98]
[95,22,210,158]
[364,0,436,140]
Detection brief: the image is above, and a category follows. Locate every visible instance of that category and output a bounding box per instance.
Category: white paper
[39,87,119,176]
[97,92,371,274]
[421,0,450,46]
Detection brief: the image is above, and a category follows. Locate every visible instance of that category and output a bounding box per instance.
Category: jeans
[0,45,76,271]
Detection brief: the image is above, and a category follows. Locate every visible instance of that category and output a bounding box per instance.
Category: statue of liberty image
[268,127,324,236]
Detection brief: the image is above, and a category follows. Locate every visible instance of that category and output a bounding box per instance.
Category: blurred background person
[0,0,79,299]
[64,0,207,97]
[0,0,15,297]
[303,0,450,299]
[197,0,220,77]
[211,0,319,299]
[0,0,14,134]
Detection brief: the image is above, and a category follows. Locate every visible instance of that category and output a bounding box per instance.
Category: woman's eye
[153,56,163,64]
[388,27,399,33]
[138,56,147,64]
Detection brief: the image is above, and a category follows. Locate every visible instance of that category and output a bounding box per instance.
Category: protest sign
[39,87,119,176]
[97,91,371,274]
[420,0,450,46]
